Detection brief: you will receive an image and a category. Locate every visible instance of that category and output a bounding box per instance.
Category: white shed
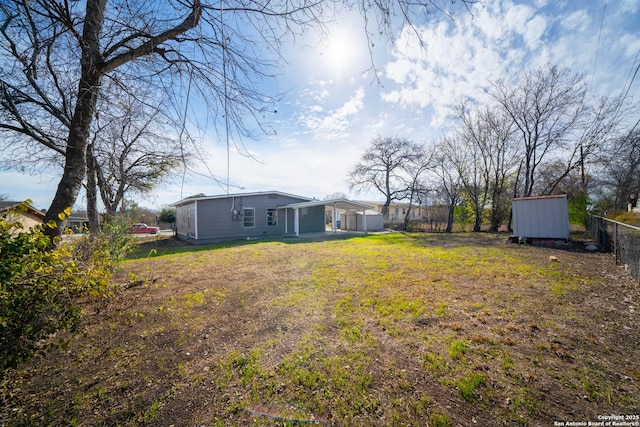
[512,195,570,240]
[342,209,384,232]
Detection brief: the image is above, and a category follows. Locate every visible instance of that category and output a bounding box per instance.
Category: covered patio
[280,199,378,237]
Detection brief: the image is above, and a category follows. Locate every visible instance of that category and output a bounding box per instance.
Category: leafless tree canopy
[593,129,640,210]
[489,65,623,198]
[90,86,185,219]
[0,0,475,240]
[348,65,633,232]
[348,136,426,219]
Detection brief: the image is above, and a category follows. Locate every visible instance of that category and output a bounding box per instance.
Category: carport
[280,199,375,237]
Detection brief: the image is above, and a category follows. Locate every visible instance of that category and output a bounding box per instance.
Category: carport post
[333,202,338,234]
[362,208,367,233]
[294,207,300,237]
[284,208,288,234]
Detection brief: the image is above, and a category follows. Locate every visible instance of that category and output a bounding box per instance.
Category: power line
[621,50,640,102]
[590,0,607,88]
[221,0,231,195]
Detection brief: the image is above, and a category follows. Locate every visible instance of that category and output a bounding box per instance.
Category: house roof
[281,198,375,211]
[171,191,312,207]
[0,201,45,218]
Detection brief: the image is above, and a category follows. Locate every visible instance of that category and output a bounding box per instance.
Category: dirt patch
[2,233,639,426]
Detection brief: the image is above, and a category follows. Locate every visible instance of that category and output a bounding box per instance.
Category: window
[267,208,277,226]
[243,208,255,228]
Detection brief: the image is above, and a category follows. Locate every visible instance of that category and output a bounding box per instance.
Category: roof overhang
[280,198,374,211]
[171,191,312,207]
[0,201,45,219]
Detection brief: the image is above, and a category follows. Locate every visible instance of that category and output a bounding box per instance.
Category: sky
[1,0,640,212]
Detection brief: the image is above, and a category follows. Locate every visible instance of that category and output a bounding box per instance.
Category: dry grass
[2,232,639,426]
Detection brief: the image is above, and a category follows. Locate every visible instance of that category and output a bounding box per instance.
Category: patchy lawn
[2,232,639,426]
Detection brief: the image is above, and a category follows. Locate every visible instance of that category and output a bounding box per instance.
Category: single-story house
[512,194,570,241]
[171,191,381,243]
[0,200,45,230]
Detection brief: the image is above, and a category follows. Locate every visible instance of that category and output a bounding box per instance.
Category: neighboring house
[360,201,428,224]
[512,195,570,241]
[66,216,89,234]
[172,191,379,243]
[0,201,45,230]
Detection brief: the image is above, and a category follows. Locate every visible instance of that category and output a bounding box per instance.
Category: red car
[127,223,160,234]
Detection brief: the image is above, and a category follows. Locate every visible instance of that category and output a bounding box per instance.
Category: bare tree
[89,88,185,224]
[348,136,423,220]
[491,66,588,197]
[452,104,492,232]
[324,192,348,200]
[594,128,640,210]
[1,0,474,242]
[399,146,433,230]
[429,137,462,233]
[454,103,518,231]
[539,94,626,199]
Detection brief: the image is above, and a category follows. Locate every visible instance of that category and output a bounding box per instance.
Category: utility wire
[179,72,194,202]
[221,0,231,195]
[590,0,607,88]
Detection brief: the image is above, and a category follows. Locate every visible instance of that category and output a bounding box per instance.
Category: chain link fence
[587,215,640,283]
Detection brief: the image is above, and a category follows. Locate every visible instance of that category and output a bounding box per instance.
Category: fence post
[611,222,619,265]
[589,215,640,283]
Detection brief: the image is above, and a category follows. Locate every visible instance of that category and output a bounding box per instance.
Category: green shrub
[0,204,131,374]
[568,192,590,227]
[159,207,176,224]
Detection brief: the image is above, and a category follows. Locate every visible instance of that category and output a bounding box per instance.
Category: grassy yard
[2,232,639,426]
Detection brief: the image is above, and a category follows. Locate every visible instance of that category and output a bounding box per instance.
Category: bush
[0,204,133,374]
[568,192,590,227]
[159,207,176,224]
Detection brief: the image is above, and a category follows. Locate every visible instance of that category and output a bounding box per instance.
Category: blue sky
[1,0,639,211]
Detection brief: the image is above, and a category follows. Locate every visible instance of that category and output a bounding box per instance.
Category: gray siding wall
[176,202,196,238]
[196,194,310,240]
[299,205,325,233]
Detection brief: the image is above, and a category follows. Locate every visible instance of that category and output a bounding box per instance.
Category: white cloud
[294,87,365,140]
[380,0,640,128]
[619,0,639,14]
[562,10,590,32]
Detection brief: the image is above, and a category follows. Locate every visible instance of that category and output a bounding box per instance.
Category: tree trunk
[382,198,391,221]
[86,144,100,234]
[42,0,106,242]
[403,206,412,230]
[490,211,501,232]
[473,206,482,232]
[446,201,455,233]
